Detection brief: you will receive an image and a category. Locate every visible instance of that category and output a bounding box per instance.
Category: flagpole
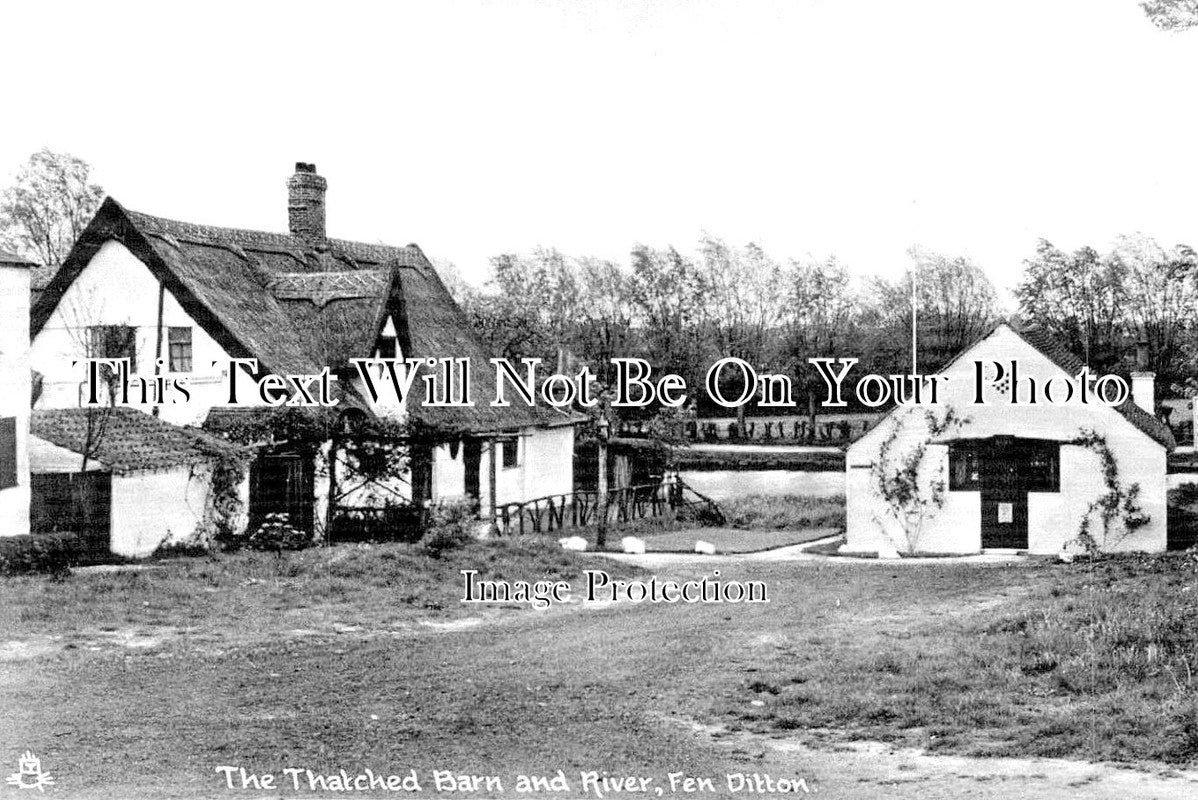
[911,266,918,375]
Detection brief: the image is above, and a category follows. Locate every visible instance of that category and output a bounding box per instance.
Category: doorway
[950,436,1059,550]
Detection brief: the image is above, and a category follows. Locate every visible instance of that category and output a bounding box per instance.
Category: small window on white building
[168,327,193,372]
[377,316,399,360]
[502,438,519,469]
[88,324,137,370]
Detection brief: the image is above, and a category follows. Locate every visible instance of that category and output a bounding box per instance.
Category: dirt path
[682,720,1198,799]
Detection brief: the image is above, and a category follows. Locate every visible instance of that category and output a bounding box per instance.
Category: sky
[2,0,1196,304]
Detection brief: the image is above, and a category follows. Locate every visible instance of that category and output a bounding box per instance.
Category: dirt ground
[1,552,1196,799]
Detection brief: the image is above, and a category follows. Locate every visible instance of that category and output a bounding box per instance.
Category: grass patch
[719,494,845,531]
[0,538,644,640]
[738,551,1198,764]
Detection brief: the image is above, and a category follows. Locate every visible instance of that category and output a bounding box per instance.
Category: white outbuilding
[844,322,1174,555]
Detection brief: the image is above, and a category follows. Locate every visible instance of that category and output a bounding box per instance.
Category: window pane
[949,445,979,490]
[86,325,137,375]
[168,327,193,372]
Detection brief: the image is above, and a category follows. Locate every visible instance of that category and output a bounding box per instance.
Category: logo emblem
[6,752,54,791]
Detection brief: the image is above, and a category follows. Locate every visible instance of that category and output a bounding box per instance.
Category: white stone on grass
[621,536,646,554]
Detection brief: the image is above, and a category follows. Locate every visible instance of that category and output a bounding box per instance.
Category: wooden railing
[495,477,722,536]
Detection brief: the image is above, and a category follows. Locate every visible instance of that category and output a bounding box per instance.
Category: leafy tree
[696,235,781,366]
[1108,233,1197,385]
[627,244,708,389]
[1142,0,1198,30]
[866,248,1001,374]
[1016,240,1124,372]
[781,255,861,432]
[1017,235,1197,389]
[572,256,636,384]
[0,149,104,280]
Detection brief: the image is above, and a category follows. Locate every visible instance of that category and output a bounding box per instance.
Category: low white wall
[109,465,211,557]
[108,463,249,558]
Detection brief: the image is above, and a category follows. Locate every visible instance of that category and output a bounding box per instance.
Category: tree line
[2,149,1196,421]
[453,233,1198,420]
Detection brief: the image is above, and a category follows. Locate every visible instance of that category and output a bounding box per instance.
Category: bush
[1168,484,1198,551]
[421,501,476,558]
[247,513,313,552]
[0,532,78,575]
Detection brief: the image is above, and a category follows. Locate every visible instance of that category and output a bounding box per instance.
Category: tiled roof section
[30,407,252,475]
[1009,323,1176,450]
[851,320,1177,450]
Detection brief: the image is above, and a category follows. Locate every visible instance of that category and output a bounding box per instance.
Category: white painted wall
[433,442,466,500]
[464,425,576,513]
[0,261,31,537]
[109,466,203,557]
[518,424,575,501]
[845,325,1168,555]
[31,240,262,426]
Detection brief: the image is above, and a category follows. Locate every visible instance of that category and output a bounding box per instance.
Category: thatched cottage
[30,164,578,540]
[845,322,1174,555]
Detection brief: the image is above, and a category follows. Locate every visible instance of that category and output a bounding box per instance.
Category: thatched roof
[32,198,574,434]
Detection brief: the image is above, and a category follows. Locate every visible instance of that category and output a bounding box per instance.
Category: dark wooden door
[250,452,314,532]
[30,471,112,561]
[980,439,1029,549]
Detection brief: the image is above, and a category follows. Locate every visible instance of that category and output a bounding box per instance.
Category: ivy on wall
[871,406,967,554]
[1071,428,1149,555]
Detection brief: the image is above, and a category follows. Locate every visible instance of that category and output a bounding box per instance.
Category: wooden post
[596,417,610,549]
[324,437,337,546]
[488,438,499,536]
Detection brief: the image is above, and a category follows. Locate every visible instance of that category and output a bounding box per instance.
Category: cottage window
[88,324,137,370]
[948,444,981,491]
[377,336,398,360]
[1024,443,1060,492]
[168,327,193,372]
[0,417,16,490]
[502,438,519,469]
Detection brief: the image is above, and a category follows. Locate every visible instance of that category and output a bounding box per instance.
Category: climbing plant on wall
[871,405,967,554]
[1071,428,1150,555]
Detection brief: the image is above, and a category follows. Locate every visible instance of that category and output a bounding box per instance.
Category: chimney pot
[1131,370,1155,416]
[288,163,327,240]
[1136,340,1150,371]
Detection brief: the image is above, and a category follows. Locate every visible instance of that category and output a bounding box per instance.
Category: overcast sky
[2,0,1195,302]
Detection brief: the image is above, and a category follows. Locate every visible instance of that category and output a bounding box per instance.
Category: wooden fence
[495,477,722,536]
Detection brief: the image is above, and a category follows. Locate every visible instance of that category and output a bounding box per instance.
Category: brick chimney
[288,162,327,240]
[1131,340,1154,416]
